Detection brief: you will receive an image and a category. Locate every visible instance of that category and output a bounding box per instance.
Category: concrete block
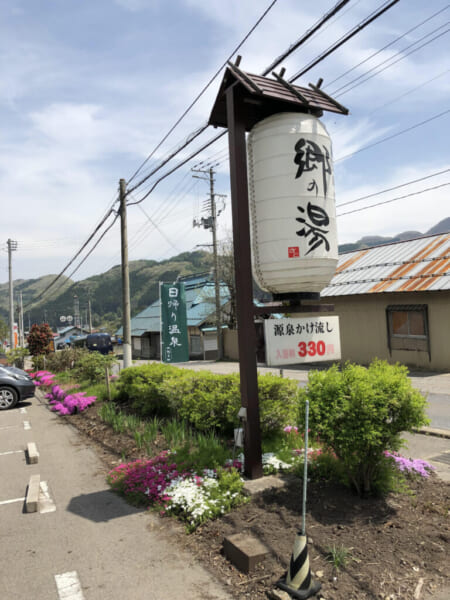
[223,532,269,574]
[243,474,287,495]
[25,474,40,513]
[27,442,39,464]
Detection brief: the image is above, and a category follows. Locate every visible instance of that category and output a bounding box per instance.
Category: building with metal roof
[301,232,450,370]
[120,274,230,360]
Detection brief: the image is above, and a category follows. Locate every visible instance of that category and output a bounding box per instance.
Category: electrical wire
[127,0,279,187]
[22,207,117,311]
[327,5,449,88]
[337,167,450,207]
[289,0,401,82]
[337,182,450,216]
[127,0,360,198]
[335,109,450,163]
[262,0,352,75]
[333,24,450,97]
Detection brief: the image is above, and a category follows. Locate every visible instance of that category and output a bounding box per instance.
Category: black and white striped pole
[276,399,321,599]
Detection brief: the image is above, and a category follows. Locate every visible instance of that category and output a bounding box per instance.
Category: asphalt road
[0,395,232,600]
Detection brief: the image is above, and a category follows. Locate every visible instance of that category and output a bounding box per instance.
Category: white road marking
[20,407,27,414]
[0,450,23,456]
[23,421,31,430]
[0,425,18,431]
[54,571,85,600]
[39,481,56,513]
[0,497,25,506]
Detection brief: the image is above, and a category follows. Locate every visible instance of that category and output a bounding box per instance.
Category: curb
[416,427,450,440]
[25,474,40,513]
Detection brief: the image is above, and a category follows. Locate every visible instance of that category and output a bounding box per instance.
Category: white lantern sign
[264,316,341,366]
[247,112,338,294]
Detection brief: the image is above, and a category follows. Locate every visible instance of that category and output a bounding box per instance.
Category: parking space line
[0,450,23,456]
[0,497,25,506]
[39,481,56,514]
[0,425,19,431]
[54,571,85,600]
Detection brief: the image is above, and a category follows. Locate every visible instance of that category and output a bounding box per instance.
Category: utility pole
[18,291,24,346]
[73,296,80,329]
[192,167,225,360]
[120,178,132,368]
[7,239,18,348]
[87,291,93,333]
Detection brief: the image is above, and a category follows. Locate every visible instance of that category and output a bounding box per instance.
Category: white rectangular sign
[264,316,341,366]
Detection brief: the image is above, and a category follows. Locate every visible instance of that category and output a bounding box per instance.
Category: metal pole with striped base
[276,399,321,599]
[276,533,321,599]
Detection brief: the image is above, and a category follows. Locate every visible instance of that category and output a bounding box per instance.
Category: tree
[27,323,54,356]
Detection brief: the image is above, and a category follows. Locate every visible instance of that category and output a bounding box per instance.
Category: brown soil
[67,405,449,600]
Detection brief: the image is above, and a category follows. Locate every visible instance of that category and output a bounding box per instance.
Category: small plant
[161,419,190,447]
[326,544,351,570]
[6,347,28,368]
[73,351,118,384]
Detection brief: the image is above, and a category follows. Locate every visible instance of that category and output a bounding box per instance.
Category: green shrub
[298,360,429,496]
[72,351,118,384]
[42,347,86,373]
[162,370,240,434]
[116,364,299,438]
[116,363,180,417]
[6,347,28,369]
[257,374,298,435]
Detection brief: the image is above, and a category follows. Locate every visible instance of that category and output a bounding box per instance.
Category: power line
[336,167,450,207]
[337,182,450,216]
[262,0,352,75]
[126,0,279,186]
[327,5,450,89]
[333,24,450,97]
[289,0,401,83]
[22,207,117,311]
[335,109,450,163]
[127,0,357,198]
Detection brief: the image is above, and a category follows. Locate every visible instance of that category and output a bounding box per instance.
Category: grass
[326,544,351,570]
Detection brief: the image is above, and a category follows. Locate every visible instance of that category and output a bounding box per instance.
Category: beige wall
[224,328,239,360]
[295,291,450,371]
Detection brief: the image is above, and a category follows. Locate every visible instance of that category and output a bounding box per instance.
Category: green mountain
[0,251,214,334]
[338,217,449,253]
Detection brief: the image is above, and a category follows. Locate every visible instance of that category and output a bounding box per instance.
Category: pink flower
[284,426,299,434]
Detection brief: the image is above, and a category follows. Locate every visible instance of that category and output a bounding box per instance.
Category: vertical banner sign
[160,282,189,363]
[264,316,341,366]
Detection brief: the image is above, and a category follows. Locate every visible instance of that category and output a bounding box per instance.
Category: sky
[1,0,449,285]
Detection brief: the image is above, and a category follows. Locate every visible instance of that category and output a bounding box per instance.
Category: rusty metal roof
[209,63,348,131]
[321,233,450,297]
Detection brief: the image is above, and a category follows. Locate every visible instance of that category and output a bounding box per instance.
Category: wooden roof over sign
[209,62,349,131]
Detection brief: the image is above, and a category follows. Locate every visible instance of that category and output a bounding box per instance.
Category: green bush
[298,360,429,496]
[162,370,241,434]
[6,347,28,369]
[116,363,180,417]
[41,347,86,373]
[115,364,299,438]
[72,351,118,384]
[257,374,298,435]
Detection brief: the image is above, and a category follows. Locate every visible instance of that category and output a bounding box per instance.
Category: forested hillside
[0,251,214,333]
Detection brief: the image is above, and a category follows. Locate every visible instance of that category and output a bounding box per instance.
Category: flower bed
[107,451,247,531]
[31,371,96,415]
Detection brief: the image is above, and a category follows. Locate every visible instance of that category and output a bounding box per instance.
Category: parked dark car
[86,333,113,355]
[0,366,35,411]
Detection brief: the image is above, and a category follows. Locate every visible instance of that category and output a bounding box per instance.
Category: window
[386,305,430,355]
[190,334,202,354]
